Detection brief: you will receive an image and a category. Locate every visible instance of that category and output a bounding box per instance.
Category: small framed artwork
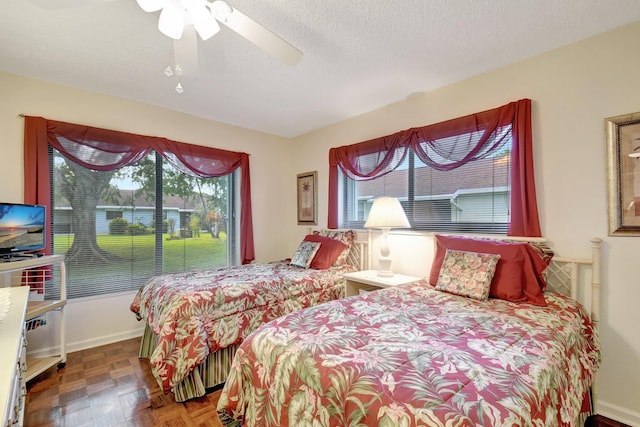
[297,171,317,225]
[605,112,640,235]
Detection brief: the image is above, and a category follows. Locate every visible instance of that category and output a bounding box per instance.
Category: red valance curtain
[328,99,541,236]
[23,116,255,263]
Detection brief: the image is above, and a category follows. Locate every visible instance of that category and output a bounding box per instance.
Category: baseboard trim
[598,400,640,427]
[27,329,144,359]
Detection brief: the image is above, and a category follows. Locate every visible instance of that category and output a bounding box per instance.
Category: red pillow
[303,234,348,269]
[429,235,547,306]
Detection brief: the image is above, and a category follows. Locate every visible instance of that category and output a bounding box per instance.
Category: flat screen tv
[0,203,46,255]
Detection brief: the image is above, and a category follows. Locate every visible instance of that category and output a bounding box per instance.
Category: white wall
[290,21,640,425]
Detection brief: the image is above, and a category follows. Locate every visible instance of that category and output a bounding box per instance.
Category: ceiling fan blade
[210,1,302,66]
[136,0,165,13]
[158,0,185,40]
[186,2,220,41]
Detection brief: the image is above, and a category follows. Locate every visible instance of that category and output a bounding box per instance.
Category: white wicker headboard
[305,228,369,271]
[545,237,602,413]
[545,238,602,318]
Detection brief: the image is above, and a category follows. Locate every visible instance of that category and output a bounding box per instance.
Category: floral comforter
[217,280,601,427]
[130,261,354,392]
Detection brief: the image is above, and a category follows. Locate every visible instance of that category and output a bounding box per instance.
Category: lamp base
[376,256,394,277]
[376,270,394,278]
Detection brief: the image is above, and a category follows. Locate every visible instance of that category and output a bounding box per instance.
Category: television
[0,203,46,255]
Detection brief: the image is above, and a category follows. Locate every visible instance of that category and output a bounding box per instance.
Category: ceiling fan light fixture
[209,0,232,23]
[158,0,185,39]
[140,0,303,67]
[188,3,220,40]
[136,0,166,13]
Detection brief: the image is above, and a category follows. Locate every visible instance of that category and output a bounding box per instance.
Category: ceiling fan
[136,0,303,67]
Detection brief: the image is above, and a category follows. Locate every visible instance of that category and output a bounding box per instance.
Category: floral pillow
[290,241,321,269]
[435,249,500,301]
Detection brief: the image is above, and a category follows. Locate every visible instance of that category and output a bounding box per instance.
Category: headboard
[305,228,369,271]
[545,237,602,413]
[545,238,602,322]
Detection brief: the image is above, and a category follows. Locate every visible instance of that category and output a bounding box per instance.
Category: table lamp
[364,197,410,277]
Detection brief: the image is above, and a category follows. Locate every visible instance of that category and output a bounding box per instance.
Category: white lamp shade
[364,197,410,229]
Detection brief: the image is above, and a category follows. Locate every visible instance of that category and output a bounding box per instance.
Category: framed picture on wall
[297,171,317,225]
[605,112,640,235]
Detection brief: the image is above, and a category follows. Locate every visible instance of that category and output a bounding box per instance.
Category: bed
[217,234,602,426]
[130,229,366,401]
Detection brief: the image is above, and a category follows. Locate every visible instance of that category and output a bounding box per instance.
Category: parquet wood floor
[24,337,223,427]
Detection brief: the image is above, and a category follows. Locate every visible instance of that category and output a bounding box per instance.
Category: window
[329,99,539,236]
[51,150,237,299]
[24,117,254,300]
[340,132,511,233]
[105,211,123,220]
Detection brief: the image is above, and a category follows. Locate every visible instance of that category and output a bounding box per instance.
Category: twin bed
[216,234,602,426]
[129,229,365,401]
[130,230,602,426]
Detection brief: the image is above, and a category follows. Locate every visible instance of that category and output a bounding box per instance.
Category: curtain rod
[18,113,25,118]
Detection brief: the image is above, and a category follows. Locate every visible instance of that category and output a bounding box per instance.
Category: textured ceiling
[2,0,640,138]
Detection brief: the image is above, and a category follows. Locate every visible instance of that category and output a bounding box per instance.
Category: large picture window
[24,117,254,299]
[51,150,236,299]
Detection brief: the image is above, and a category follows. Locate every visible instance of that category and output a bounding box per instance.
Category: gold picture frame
[297,171,317,225]
[606,112,640,235]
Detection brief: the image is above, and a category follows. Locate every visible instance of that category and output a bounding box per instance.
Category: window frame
[105,210,123,220]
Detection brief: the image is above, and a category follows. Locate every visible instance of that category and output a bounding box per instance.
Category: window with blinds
[341,128,512,234]
[50,149,236,299]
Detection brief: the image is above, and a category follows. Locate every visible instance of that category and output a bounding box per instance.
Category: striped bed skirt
[139,325,238,402]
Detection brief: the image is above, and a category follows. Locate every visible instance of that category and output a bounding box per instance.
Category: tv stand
[0,253,44,262]
[0,255,66,382]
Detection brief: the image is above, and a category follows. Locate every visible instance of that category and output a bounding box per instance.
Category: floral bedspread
[130,261,354,392]
[217,280,601,427]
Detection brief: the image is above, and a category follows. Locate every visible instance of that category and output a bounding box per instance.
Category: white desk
[0,287,28,427]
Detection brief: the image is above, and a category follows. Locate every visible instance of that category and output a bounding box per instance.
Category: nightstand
[343,270,421,297]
